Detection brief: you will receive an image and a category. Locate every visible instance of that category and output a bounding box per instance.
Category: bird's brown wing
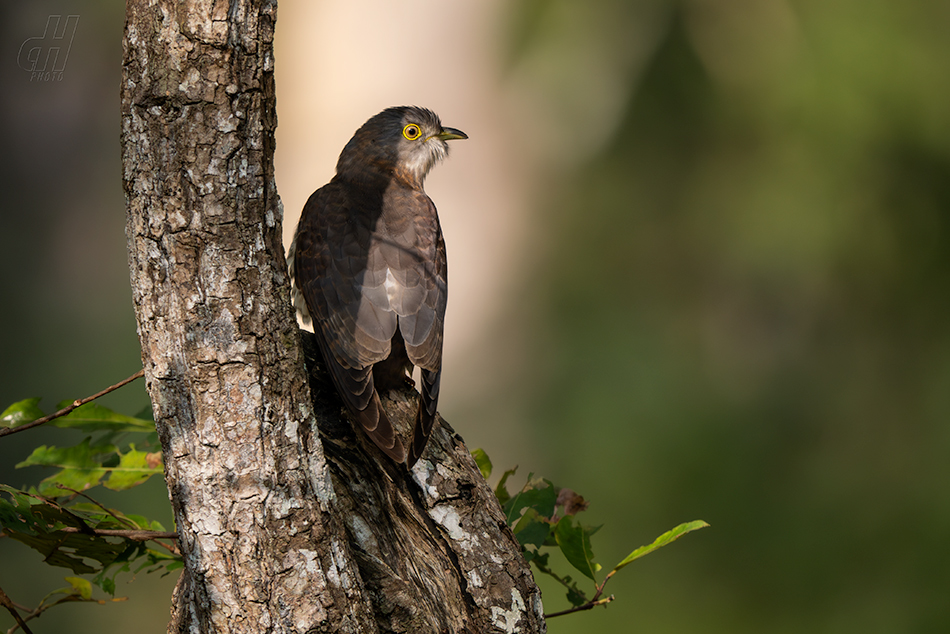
[293,183,405,462]
[373,189,448,467]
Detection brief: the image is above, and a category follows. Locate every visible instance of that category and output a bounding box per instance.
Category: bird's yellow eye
[402,124,422,141]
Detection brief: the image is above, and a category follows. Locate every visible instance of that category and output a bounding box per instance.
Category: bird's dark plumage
[289,106,466,466]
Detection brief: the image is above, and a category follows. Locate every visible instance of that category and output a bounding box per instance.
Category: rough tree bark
[120,1,545,633]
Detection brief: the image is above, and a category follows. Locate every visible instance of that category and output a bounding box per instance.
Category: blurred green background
[0,2,179,632]
[2,1,949,633]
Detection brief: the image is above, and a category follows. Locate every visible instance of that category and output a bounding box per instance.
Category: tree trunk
[120,1,545,633]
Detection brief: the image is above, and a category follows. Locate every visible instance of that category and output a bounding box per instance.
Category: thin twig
[57,485,139,529]
[0,369,145,439]
[543,595,614,619]
[6,593,128,634]
[590,569,616,603]
[543,568,618,619]
[0,585,34,634]
[55,486,179,554]
[57,527,178,541]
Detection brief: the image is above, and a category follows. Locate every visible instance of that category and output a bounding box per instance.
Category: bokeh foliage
[507,1,950,632]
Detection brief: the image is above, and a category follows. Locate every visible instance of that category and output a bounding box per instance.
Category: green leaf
[66,503,122,529]
[44,470,110,496]
[7,532,96,574]
[0,498,25,531]
[104,446,162,491]
[1,397,45,428]
[531,551,549,568]
[17,438,115,469]
[17,438,114,495]
[2,485,182,595]
[529,551,590,606]
[14,438,162,495]
[611,520,709,573]
[143,548,179,564]
[165,560,184,573]
[118,513,151,529]
[470,448,493,479]
[494,466,518,506]
[565,580,588,607]
[503,477,557,525]
[63,576,93,600]
[51,402,155,432]
[554,515,602,581]
[97,574,116,596]
[512,507,553,549]
[14,496,86,532]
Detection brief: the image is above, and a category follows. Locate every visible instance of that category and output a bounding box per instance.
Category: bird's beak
[436,127,468,141]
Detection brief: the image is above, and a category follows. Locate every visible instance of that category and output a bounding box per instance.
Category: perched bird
[289,106,467,466]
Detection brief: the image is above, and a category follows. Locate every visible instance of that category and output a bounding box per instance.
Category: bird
[289,106,467,467]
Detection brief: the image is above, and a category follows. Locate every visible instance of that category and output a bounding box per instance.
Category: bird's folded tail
[313,327,406,463]
[408,368,441,467]
[354,392,406,463]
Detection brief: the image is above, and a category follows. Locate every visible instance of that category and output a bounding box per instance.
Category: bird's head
[336,106,467,189]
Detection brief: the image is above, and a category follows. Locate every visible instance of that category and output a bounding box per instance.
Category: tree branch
[0,370,144,439]
[0,585,34,634]
[55,486,179,554]
[542,596,614,619]
[3,590,128,634]
[56,527,178,541]
[542,568,619,619]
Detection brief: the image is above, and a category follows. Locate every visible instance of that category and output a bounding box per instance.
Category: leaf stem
[591,569,616,602]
